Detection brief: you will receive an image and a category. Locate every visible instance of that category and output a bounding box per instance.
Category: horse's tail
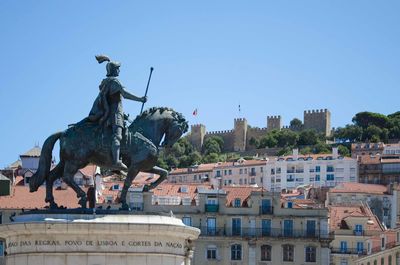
[29,132,63,192]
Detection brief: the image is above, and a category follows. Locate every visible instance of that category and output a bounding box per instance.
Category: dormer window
[234,198,241,207]
[180,186,188,193]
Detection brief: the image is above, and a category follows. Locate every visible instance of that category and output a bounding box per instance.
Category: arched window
[231,244,242,260]
[261,245,272,261]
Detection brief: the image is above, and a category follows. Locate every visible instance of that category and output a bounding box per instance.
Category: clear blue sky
[0,1,399,166]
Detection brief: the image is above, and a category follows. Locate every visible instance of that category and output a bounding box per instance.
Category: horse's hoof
[49,202,59,209]
[119,203,130,211]
[79,197,87,208]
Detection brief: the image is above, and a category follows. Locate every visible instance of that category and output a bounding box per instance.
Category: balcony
[205,204,219,212]
[259,206,274,215]
[196,227,328,239]
[331,248,367,255]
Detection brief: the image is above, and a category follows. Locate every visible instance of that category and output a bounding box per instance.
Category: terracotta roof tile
[223,186,264,207]
[328,205,384,232]
[329,183,388,195]
[0,185,86,209]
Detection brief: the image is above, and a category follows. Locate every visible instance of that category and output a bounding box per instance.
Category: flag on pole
[238,104,241,113]
[193,108,198,116]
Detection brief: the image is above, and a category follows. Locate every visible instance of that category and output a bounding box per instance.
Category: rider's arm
[121,88,147,103]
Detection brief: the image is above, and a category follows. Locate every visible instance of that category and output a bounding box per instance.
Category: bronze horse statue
[29,107,188,210]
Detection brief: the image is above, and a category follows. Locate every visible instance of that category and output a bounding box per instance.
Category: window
[239,169,243,174]
[315,166,320,172]
[354,224,363,235]
[182,217,191,226]
[260,167,263,173]
[381,257,384,265]
[229,169,232,175]
[207,218,216,236]
[261,219,271,236]
[374,260,377,265]
[224,170,227,175]
[388,255,392,265]
[216,170,221,177]
[287,202,293,208]
[284,220,293,237]
[232,218,241,236]
[340,241,347,253]
[327,165,334,172]
[0,241,3,257]
[231,244,241,260]
[341,258,348,265]
[234,198,241,207]
[282,244,294,262]
[305,246,316,262]
[357,242,364,254]
[315,175,320,181]
[327,174,335,181]
[261,245,272,261]
[239,179,243,185]
[194,175,197,181]
[306,220,316,237]
[381,237,385,248]
[207,246,217,260]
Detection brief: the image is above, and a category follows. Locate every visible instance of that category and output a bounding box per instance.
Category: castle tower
[267,115,282,131]
[233,118,247,151]
[303,109,331,136]
[189,124,206,151]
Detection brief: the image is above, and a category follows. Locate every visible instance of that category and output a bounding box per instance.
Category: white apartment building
[264,148,358,192]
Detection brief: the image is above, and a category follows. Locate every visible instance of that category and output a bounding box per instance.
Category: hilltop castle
[188,109,331,152]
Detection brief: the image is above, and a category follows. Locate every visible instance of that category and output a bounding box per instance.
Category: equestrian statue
[29,56,188,210]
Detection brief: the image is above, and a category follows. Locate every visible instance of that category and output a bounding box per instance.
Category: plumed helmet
[106,61,121,77]
[95,55,121,77]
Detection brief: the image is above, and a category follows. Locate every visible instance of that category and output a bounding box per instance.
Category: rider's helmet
[106,61,121,77]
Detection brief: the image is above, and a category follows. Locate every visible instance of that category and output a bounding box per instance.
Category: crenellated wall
[188,109,331,151]
[303,109,331,136]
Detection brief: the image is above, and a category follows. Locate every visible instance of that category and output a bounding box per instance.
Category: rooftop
[329,182,388,195]
[20,146,41,157]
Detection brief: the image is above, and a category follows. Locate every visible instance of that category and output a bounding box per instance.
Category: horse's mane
[130,107,188,133]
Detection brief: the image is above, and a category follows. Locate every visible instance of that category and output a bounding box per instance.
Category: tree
[259,133,278,148]
[202,136,224,155]
[337,145,350,157]
[363,125,383,142]
[202,153,220,163]
[290,118,303,128]
[313,141,331,154]
[249,137,259,148]
[352,112,389,129]
[298,130,319,146]
[276,129,299,147]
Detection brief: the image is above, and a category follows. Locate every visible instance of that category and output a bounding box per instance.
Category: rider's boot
[111,143,128,171]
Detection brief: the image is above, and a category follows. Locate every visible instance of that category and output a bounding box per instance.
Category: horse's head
[162,120,188,148]
[29,172,41,192]
[130,107,188,148]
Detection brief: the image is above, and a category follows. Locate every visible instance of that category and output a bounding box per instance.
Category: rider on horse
[87,55,147,171]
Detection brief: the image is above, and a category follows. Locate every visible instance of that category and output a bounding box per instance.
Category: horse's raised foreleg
[62,162,87,208]
[120,167,139,210]
[45,161,65,209]
[143,166,168,191]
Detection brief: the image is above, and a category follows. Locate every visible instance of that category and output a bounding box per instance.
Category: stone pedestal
[0,213,199,265]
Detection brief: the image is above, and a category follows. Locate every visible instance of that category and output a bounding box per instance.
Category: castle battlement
[249,127,268,132]
[267,115,281,119]
[191,124,205,129]
[304,109,329,114]
[234,118,246,122]
[206,130,233,135]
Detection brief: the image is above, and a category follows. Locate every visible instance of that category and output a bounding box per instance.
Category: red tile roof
[0,185,86,209]
[170,163,215,175]
[329,183,388,195]
[328,205,384,232]
[153,183,212,201]
[223,186,264,207]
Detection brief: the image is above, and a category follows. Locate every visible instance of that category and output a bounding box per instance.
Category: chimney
[293,149,299,160]
[332,147,338,159]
